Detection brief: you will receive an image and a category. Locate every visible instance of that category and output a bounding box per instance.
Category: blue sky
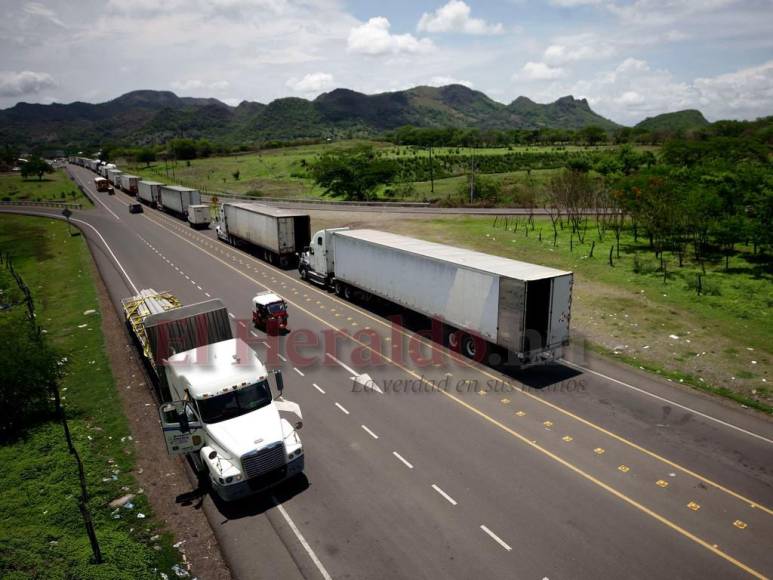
[0,0,771,124]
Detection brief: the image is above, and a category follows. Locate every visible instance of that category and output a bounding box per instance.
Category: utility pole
[469,147,476,204]
[428,146,434,194]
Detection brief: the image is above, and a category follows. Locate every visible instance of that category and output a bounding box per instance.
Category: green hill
[635,109,709,132]
[0,85,622,150]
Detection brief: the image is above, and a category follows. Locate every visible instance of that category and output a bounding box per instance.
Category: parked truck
[159,185,201,219]
[216,202,310,268]
[107,168,122,186]
[138,180,163,207]
[122,289,304,501]
[299,228,573,366]
[120,174,139,195]
[188,204,211,229]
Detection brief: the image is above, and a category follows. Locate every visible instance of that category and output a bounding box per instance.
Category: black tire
[334,281,344,296]
[299,267,307,281]
[447,329,461,351]
[462,334,478,359]
[344,285,354,301]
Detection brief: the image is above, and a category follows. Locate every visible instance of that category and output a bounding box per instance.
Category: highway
[4,165,772,579]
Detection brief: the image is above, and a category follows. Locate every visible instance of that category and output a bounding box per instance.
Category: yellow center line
[140,208,773,518]
[142,212,767,578]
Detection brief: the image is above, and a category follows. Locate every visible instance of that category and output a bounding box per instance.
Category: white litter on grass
[642,345,650,349]
[137,513,146,519]
[173,540,185,549]
[669,334,679,340]
[751,360,758,364]
[83,309,96,315]
[78,324,88,328]
[171,564,190,578]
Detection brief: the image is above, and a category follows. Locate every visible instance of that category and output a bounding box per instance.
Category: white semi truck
[138,180,163,207]
[187,204,211,229]
[159,185,201,219]
[299,229,573,367]
[122,289,304,501]
[119,174,139,195]
[216,202,311,268]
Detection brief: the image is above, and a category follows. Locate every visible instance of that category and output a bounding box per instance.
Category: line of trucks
[70,155,573,501]
[71,156,573,366]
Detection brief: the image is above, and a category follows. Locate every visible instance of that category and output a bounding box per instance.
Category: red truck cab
[252,291,288,335]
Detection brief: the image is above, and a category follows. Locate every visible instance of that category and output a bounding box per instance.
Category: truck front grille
[241,443,286,479]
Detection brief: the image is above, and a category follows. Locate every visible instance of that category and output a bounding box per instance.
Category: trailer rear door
[548,274,573,347]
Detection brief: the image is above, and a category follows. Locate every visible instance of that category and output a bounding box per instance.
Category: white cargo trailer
[159,185,200,219]
[187,204,211,229]
[120,174,139,195]
[137,180,163,207]
[107,168,122,186]
[216,202,310,268]
[300,228,572,366]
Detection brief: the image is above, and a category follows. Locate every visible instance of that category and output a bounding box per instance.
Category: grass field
[122,140,631,204]
[0,169,90,205]
[366,214,771,412]
[0,214,179,578]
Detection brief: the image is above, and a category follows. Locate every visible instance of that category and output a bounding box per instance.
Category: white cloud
[549,0,603,6]
[518,62,565,80]
[286,72,335,95]
[543,33,616,65]
[171,79,230,92]
[427,76,473,88]
[693,60,773,119]
[23,2,65,27]
[607,0,738,26]
[348,17,434,56]
[418,1,504,35]
[0,70,56,97]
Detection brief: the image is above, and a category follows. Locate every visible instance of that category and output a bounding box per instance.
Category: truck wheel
[300,267,307,280]
[462,334,478,359]
[447,330,460,350]
[344,285,354,301]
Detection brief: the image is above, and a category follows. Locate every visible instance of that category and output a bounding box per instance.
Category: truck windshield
[196,380,272,424]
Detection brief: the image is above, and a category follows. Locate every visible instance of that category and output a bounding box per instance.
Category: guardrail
[200,190,432,208]
[0,200,82,210]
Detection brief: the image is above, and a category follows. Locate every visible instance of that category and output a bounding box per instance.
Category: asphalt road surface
[3,166,771,580]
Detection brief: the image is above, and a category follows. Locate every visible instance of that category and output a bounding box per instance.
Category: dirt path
[90,244,232,579]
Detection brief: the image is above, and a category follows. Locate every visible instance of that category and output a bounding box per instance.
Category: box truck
[299,228,572,366]
[107,168,122,186]
[122,289,304,501]
[120,174,139,195]
[138,180,163,207]
[188,204,211,229]
[159,185,201,219]
[216,202,310,268]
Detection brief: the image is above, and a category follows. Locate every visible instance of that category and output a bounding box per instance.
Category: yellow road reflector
[618,465,630,473]
[733,520,747,530]
[656,480,669,488]
[562,436,573,442]
[687,502,701,511]
[515,411,526,417]
[501,398,511,404]
[594,447,605,455]
[543,421,554,428]
[478,390,487,396]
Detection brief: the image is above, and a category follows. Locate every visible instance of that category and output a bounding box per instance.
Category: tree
[580,125,608,146]
[137,148,156,166]
[169,138,197,160]
[311,146,398,201]
[20,156,54,181]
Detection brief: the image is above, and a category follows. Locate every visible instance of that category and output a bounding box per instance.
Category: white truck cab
[159,337,303,501]
[299,227,349,286]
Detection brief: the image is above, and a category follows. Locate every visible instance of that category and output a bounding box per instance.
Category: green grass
[387,215,772,411]
[0,170,90,205]
[122,141,657,204]
[0,215,180,578]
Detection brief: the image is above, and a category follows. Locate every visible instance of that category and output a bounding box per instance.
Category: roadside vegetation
[0,168,87,205]
[0,213,180,578]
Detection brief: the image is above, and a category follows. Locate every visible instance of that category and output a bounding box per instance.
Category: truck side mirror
[178,410,190,433]
[274,369,284,396]
[309,247,314,255]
